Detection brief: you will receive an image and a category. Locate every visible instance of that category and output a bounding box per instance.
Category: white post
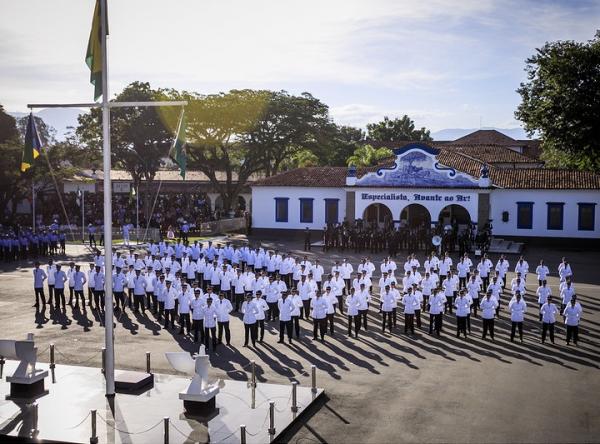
[32,182,36,233]
[81,190,85,242]
[101,0,115,397]
[136,188,139,245]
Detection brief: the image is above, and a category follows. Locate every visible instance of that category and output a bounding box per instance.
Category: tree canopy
[515,32,600,171]
[347,144,393,167]
[366,115,432,143]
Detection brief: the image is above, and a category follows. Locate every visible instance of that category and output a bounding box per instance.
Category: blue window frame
[547,202,564,230]
[299,198,314,223]
[516,202,533,229]
[325,199,339,224]
[275,197,289,223]
[578,203,596,231]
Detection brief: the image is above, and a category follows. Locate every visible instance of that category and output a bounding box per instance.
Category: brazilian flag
[85,0,107,101]
[21,113,42,172]
[169,110,187,179]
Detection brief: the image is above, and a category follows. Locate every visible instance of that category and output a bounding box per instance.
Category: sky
[1,0,599,131]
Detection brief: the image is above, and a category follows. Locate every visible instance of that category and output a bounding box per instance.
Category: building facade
[251,140,600,241]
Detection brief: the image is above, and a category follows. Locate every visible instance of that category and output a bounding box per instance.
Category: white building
[251,134,600,241]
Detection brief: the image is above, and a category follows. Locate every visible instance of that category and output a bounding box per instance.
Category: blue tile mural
[355,144,478,188]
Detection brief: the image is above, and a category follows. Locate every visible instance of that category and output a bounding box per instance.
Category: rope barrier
[54,347,100,366]
[169,420,191,440]
[244,408,271,437]
[96,413,164,435]
[65,411,91,429]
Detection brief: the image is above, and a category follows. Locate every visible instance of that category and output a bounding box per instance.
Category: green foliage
[515,32,600,171]
[366,115,432,143]
[0,105,19,144]
[76,81,175,216]
[346,144,394,167]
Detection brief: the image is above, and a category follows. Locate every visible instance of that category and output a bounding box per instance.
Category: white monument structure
[166,345,220,415]
[0,333,48,398]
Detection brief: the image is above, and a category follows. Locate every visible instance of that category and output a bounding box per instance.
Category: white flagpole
[32,182,36,233]
[100,0,115,397]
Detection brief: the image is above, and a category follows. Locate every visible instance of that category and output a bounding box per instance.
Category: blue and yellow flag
[21,113,42,172]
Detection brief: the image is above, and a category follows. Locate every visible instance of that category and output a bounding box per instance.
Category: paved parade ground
[0,237,598,443]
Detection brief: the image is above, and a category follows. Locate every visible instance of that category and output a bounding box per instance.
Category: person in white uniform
[563,295,582,346]
[277,292,295,344]
[241,293,259,347]
[509,291,527,342]
[540,295,559,344]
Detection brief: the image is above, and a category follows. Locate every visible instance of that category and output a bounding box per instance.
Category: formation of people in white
[32,240,584,351]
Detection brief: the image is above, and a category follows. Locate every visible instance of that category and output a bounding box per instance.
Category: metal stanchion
[30,402,39,437]
[268,401,275,436]
[146,351,151,374]
[251,385,256,409]
[101,347,106,374]
[240,425,247,444]
[291,382,298,412]
[251,360,256,388]
[311,365,317,393]
[163,417,169,444]
[90,409,98,444]
[50,344,55,370]
[0,356,5,379]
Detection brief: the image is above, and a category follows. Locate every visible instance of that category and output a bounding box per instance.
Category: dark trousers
[257,319,265,341]
[404,313,415,334]
[94,290,105,310]
[542,322,555,343]
[48,284,55,305]
[359,309,368,330]
[459,277,466,289]
[482,277,489,291]
[218,321,231,345]
[279,320,292,342]
[471,298,479,317]
[429,313,442,335]
[204,326,217,350]
[482,318,495,339]
[234,293,244,311]
[392,307,397,326]
[88,287,94,307]
[301,300,310,319]
[566,325,579,344]
[34,288,46,306]
[511,321,523,341]
[54,287,66,308]
[348,315,360,336]
[291,316,300,337]
[178,313,191,334]
[134,294,146,312]
[336,295,344,314]
[445,296,454,313]
[382,311,393,333]
[415,309,422,328]
[456,316,467,337]
[326,313,335,334]
[313,318,326,340]
[164,309,175,329]
[267,302,278,321]
[68,286,74,304]
[127,288,134,308]
[244,323,257,346]
[74,290,85,308]
[157,301,165,320]
[193,319,204,342]
[114,291,124,309]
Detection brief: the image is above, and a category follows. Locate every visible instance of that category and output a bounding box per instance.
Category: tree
[76,81,174,219]
[16,115,56,145]
[0,105,19,144]
[515,32,600,171]
[366,115,432,143]
[310,124,365,167]
[346,144,393,167]
[247,90,332,176]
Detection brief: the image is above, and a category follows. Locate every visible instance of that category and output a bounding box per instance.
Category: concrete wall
[490,190,600,238]
[251,186,346,229]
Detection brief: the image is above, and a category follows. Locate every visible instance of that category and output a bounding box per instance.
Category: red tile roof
[450,129,520,146]
[254,148,600,190]
[435,144,541,165]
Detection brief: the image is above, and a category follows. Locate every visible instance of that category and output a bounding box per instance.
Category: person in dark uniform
[303,227,311,251]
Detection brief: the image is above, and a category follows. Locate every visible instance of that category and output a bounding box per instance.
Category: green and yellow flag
[85,0,107,101]
[169,110,187,179]
[21,113,42,172]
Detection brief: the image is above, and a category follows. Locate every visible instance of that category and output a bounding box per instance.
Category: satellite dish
[432,235,442,246]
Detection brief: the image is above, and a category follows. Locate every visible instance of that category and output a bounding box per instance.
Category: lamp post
[131,185,139,245]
